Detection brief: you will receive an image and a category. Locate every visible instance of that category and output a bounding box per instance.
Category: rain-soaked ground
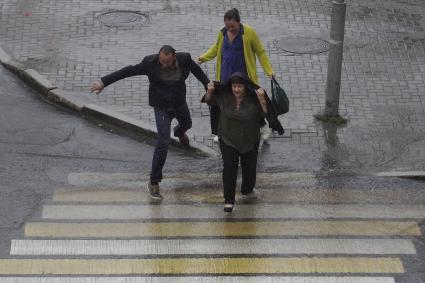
[1,65,425,282]
[1,0,425,175]
[1,0,425,281]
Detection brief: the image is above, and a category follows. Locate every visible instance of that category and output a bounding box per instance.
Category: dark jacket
[101,52,210,110]
[203,72,285,135]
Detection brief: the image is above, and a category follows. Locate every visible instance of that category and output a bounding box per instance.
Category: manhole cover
[96,10,150,27]
[275,37,330,54]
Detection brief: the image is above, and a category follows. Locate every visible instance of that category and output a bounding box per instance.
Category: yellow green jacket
[199,23,274,84]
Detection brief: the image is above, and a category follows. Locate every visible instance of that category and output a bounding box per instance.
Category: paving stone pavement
[0,0,425,173]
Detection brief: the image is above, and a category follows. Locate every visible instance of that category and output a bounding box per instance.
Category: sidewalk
[1,0,425,174]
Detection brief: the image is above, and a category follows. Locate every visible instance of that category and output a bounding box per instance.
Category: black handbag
[270,78,289,115]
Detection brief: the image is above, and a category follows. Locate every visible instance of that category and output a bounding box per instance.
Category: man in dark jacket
[91,45,210,199]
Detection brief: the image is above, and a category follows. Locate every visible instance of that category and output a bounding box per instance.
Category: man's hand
[197,57,203,65]
[90,80,104,94]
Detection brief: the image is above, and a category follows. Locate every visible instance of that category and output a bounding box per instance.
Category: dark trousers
[150,103,192,183]
[209,105,220,135]
[219,139,260,204]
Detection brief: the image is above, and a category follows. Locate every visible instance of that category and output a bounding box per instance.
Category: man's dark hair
[159,45,176,55]
[224,8,240,22]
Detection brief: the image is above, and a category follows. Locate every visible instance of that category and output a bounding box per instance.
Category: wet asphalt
[1,65,425,281]
[0,65,215,255]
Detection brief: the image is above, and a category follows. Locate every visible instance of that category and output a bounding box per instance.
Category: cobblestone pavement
[1,0,425,173]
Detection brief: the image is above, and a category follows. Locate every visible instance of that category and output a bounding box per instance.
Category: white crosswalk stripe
[41,204,425,219]
[10,239,416,255]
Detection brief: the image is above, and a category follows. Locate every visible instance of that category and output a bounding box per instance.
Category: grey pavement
[1,0,425,174]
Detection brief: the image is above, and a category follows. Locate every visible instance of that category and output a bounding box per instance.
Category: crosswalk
[0,172,423,282]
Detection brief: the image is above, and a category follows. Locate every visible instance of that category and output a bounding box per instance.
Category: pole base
[314,113,348,126]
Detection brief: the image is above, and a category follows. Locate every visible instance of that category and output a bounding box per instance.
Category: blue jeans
[150,103,192,183]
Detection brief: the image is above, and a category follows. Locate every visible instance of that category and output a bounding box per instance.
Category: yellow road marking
[25,221,421,237]
[0,258,404,274]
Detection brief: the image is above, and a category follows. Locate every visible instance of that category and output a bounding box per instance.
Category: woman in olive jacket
[204,72,283,212]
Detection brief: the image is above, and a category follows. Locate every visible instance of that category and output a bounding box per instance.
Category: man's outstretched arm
[91,58,148,94]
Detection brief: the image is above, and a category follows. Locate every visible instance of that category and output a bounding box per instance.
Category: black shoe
[178,133,190,147]
[241,189,259,201]
[224,203,234,212]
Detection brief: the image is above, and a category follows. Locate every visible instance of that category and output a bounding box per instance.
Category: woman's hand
[255,88,266,101]
[207,82,215,94]
[267,73,275,80]
[256,88,268,114]
[203,81,215,103]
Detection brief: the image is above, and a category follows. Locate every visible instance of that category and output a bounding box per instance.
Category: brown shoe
[178,133,190,147]
[147,182,162,200]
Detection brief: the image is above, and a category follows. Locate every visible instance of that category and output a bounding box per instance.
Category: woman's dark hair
[224,8,240,22]
[229,75,245,85]
[228,72,257,94]
[228,75,248,93]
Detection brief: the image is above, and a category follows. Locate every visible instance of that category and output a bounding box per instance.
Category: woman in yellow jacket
[198,8,275,141]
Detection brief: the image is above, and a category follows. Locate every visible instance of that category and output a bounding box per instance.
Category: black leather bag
[270,78,289,115]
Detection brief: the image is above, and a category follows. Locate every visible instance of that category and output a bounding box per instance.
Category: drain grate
[275,37,330,54]
[96,10,150,28]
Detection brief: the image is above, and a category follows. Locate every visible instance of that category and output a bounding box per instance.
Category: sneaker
[260,125,272,141]
[178,133,190,147]
[241,189,259,201]
[224,203,234,212]
[147,182,162,200]
[213,135,219,143]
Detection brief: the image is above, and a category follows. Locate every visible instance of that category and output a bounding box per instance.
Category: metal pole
[324,0,346,116]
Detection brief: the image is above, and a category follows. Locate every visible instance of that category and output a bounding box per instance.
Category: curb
[0,46,11,63]
[47,89,93,111]
[0,45,216,157]
[82,104,217,157]
[374,171,425,178]
[0,48,57,95]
